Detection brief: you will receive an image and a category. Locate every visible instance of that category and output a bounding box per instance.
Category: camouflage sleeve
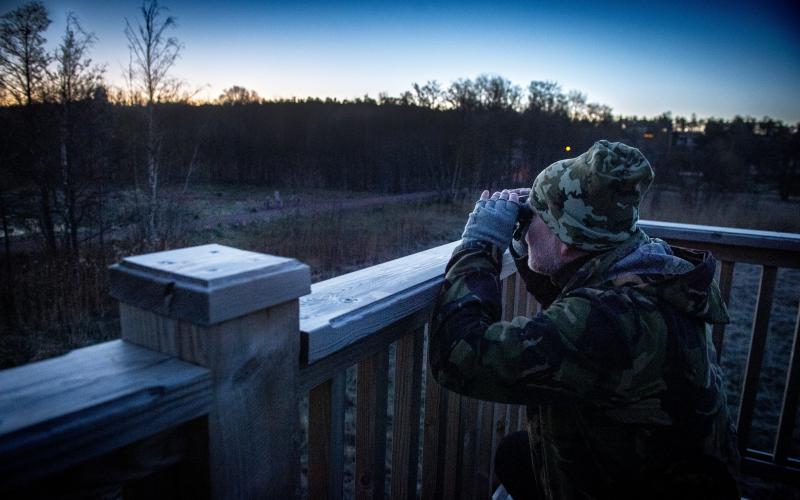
[430,241,635,405]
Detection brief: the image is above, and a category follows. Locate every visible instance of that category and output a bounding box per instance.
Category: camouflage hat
[530,140,653,251]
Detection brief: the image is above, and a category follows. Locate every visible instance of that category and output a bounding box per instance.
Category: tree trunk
[147,104,158,246]
[0,190,17,333]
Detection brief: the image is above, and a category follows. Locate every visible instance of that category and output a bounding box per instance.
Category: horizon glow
[3,0,799,122]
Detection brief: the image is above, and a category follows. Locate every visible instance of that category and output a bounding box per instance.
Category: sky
[3,0,800,122]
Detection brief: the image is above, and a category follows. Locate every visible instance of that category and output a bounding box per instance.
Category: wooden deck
[0,220,798,498]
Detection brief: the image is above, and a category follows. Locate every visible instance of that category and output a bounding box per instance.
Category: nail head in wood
[109,244,310,326]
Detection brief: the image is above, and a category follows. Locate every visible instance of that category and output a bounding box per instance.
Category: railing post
[109,243,310,499]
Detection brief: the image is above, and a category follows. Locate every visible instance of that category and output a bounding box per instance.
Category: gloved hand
[461,190,520,250]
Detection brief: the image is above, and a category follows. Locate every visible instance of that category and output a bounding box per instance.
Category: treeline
[1,0,799,261]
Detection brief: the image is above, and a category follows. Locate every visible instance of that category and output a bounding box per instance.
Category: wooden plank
[474,401,496,500]
[660,239,799,269]
[0,340,211,489]
[299,308,430,393]
[737,265,778,455]
[390,329,424,500]
[121,300,303,499]
[712,260,735,359]
[301,241,459,362]
[110,244,310,326]
[774,304,800,464]
[442,391,463,499]
[639,220,800,254]
[503,274,517,321]
[355,350,389,500]
[459,397,480,500]
[516,406,527,432]
[515,277,528,318]
[743,450,800,486]
[308,373,346,500]
[421,364,447,500]
[490,403,510,488]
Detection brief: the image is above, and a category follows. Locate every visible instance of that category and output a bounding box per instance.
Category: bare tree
[218,85,261,105]
[0,2,57,254]
[52,13,105,256]
[125,0,182,244]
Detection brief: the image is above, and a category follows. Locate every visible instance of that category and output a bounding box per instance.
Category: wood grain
[308,373,346,500]
[390,328,424,500]
[0,340,211,489]
[712,260,735,359]
[355,351,389,500]
[421,363,447,500]
[110,244,310,326]
[736,265,778,455]
[442,391,462,499]
[121,301,303,499]
[774,304,800,464]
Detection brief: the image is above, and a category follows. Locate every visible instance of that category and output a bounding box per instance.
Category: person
[429,140,739,499]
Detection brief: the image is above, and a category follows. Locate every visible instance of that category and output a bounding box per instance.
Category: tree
[411,80,444,109]
[527,80,567,115]
[125,0,182,244]
[52,13,105,256]
[474,74,521,111]
[218,85,260,105]
[0,2,50,105]
[0,2,57,254]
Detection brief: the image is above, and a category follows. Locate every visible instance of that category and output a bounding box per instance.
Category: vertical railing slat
[503,274,517,321]
[737,265,778,455]
[515,277,527,318]
[713,260,735,358]
[474,400,496,500]
[459,397,480,500]
[774,304,800,464]
[421,363,448,499]
[308,372,345,500]
[442,392,463,499]
[390,328,424,500]
[355,351,389,500]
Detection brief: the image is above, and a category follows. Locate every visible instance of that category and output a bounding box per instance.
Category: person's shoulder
[542,286,657,368]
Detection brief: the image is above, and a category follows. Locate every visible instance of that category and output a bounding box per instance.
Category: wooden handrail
[0,340,212,490]
[1,220,799,497]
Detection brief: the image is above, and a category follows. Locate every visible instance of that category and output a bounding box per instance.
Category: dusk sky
[3,0,799,122]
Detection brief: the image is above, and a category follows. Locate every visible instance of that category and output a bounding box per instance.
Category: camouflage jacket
[429,230,740,499]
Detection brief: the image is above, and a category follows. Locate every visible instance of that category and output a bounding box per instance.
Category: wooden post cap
[109,244,310,326]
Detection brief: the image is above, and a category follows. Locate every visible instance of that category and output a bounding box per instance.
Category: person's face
[525,215,564,276]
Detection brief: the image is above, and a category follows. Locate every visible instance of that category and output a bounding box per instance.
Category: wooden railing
[0,221,798,498]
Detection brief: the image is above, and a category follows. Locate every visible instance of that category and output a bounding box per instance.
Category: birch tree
[124,0,182,244]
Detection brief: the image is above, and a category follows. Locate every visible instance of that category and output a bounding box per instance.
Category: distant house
[672,131,703,149]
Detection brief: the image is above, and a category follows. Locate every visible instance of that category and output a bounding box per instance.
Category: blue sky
[4,0,799,122]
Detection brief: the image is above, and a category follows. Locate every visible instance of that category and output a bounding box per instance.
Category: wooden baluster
[421,363,448,500]
[442,392,463,499]
[110,244,310,499]
[459,397,480,500]
[503,275,517,321]
[309,372,346,500]
[516,405,527,432]
[391,328,424,500]
[737,265,777,455]
[474,401,496,499]
[774,304,800,464]
[355,351,389,500]
[515,277,527,318]
[713,260,735,359]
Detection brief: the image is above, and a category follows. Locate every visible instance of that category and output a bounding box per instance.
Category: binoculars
[513,195,535,242]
